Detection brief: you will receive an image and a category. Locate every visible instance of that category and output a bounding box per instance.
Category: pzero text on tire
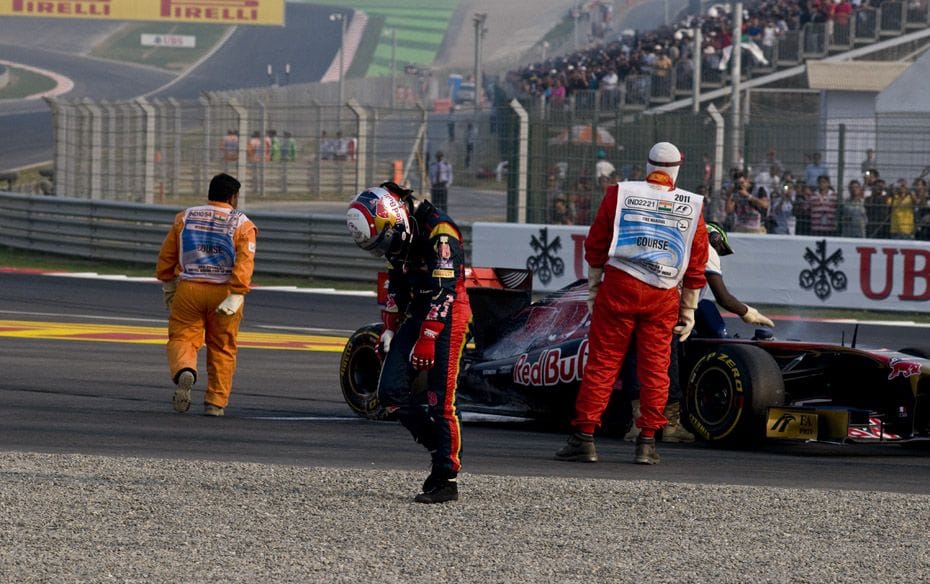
[685,343,784,447]
[339,323,387,419]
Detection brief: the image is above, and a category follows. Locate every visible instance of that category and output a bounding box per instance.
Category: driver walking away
[156,173,257,417]
[555,142,708,465]
[346,181,471,504]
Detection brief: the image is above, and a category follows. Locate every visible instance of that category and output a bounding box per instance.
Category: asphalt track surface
[0,3,344,171]
[4,271,930,495]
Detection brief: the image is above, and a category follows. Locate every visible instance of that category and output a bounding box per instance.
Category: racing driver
[346,181,471,504]
[556,142,709,465]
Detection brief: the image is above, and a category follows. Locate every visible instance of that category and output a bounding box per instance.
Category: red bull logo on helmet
[888,358,922,380]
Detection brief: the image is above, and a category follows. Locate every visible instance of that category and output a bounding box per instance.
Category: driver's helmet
[346,186,412,258]
[706,221,733,256]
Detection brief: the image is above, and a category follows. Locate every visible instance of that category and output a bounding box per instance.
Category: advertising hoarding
[471,222,930,313]
[1,0,284,26]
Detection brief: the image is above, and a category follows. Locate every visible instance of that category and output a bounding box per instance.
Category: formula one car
[340,268,930,446]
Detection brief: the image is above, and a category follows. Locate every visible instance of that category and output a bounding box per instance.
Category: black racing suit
[378,200,471,477]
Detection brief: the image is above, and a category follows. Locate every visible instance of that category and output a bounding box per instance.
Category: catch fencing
[32,0,930,241]
[37,95,930,239]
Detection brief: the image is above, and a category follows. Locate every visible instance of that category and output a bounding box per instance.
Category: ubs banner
[1,0,285,25]
[471,222,930,313]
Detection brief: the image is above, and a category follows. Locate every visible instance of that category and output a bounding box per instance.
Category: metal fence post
[510,98,528,224]
[135,98,157,205]
[45,97,66,197]
[227,98,249,206]
[101,100,117,200]
[837,123,846,195]
[708,104,725,199]
[82,98,103,200]
[258,99,267,200]
[348,99,367,191]
[199,95,211,199]
[169,98,181,198]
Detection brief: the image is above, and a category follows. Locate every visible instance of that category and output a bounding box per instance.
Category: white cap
[646,142,683,188]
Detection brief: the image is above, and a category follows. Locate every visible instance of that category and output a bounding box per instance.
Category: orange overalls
[156,202,257,408]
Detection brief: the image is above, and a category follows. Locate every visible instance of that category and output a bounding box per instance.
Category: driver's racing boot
[555,431,597,462]
[660,401,695,443]
[634,435,660,465]
[415,470,458,504]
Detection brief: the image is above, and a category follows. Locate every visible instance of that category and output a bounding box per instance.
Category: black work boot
[555,432,598,462]
[415,470,458,504]
[634,435,660,465]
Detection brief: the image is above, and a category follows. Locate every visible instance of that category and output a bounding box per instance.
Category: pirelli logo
[4,0,282,25]
[12,0,111,16]
[161,0,259,21]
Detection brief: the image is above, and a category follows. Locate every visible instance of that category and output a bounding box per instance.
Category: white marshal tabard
[606,182,703,289]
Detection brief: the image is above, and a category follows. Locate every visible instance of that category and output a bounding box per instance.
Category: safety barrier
[0,192,473,283]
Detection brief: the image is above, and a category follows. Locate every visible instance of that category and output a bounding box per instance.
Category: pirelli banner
[471,222,930,313]
[0,0,285,25]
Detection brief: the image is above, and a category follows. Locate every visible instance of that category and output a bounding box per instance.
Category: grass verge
[0,66,57,99]
[89,23,230,71]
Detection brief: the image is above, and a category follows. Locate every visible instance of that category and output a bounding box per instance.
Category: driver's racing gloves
[410,321,445,370]
[673,287,701,342]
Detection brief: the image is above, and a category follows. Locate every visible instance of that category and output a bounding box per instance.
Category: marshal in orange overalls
[156,198,257,410]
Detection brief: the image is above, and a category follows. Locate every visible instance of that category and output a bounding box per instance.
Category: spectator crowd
[506,0,884,107]
[707,153,930,241]
[502,0,929,242]
[544,144,930,241]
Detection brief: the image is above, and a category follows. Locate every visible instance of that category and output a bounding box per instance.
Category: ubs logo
[799,239,847,301]
[526,228,564,285]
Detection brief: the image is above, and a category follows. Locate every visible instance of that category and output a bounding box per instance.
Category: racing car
[340,267,930,447]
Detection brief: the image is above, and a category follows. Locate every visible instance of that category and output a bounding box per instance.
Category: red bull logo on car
[888,357,922,380]
[514,340,588,386]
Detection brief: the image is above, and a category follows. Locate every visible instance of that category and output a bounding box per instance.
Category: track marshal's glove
[673,287,701,342]
[379,310,401,356]
[741,305,775,328]
[410,321,444,371]
[586,266,604,313]
[216,293,244,315]
[162,280,177,311]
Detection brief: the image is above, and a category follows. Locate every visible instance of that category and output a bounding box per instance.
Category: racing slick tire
[684,344,784,447]
[339,323,391,420]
